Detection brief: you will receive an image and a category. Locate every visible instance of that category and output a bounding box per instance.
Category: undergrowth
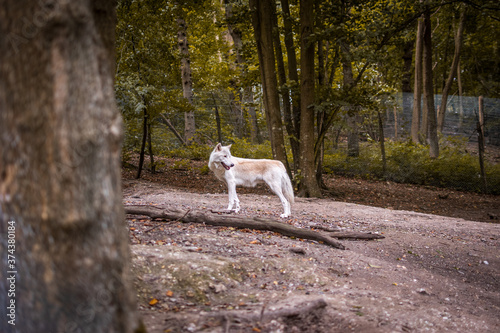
[124,137,499,195]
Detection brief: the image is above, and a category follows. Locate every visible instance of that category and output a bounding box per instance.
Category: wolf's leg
[227,181,240,212]
[266,179,290,218]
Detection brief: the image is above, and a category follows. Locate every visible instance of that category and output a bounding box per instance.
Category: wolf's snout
[230,163,234,167]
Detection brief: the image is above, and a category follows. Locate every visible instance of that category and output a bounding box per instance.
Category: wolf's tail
[281,172,295,204]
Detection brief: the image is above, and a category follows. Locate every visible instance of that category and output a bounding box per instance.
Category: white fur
[208,143,294,218]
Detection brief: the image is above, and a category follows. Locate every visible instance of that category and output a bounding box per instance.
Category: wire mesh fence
[125,90,500,193]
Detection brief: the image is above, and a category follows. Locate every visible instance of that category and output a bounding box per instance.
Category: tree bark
[0,1,140,332]
[299,0,322,197]
[250,0,289,171]
[341,41,360,158]
[272,3,294,179]
[280,0,301,175]
[177,13,196,143]
[211,93,224,144]
[437,8,466,132]
[136,107,148,179]
[147,122,155,173]
[411,17,424,143]
[423,7,439,158]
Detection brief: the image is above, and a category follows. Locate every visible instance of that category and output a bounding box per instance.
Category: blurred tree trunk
[177,13,196,143]
[250,0,289,171]
[437,8,466,132]
[0,1,140,332]
[423,6,439,158]
[299,0,322,197]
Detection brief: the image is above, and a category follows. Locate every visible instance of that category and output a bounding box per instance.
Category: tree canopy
[116,0,500,195]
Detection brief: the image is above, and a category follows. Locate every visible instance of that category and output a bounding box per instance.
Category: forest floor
[123,158,500,332]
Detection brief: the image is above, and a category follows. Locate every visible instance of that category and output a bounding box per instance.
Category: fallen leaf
[149,298,158,306]
[250,240,260,244]
[166,290,174,297]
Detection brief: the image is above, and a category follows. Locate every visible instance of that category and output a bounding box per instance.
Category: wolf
[208,143,294,218]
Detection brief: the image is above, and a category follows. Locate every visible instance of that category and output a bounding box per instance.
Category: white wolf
[208,143,294,218]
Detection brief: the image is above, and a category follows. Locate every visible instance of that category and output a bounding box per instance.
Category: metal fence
[386,93,500,146]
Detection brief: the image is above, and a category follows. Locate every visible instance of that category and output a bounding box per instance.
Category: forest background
[115,0,500,196]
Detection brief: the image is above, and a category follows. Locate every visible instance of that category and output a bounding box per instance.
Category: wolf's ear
[227,144,232,150]
[215,143,222,151]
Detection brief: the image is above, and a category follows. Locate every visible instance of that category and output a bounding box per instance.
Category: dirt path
[124,178,500,333]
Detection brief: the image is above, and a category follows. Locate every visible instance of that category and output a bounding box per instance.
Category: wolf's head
[211,143,235,170]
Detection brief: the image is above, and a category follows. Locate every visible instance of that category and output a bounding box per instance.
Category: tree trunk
[147,122,155,174]
[225,0,245,139]
[341,41,359,157]
[299,0,322,197]
[250,0,289,170]
[272,3,294,179]
[211,93,224,144]
[0,1,140,332]
[478,96,487,192]
[402,39,414,117]
[457,60,464,129]
[423,7,439,158]
[411,17,424,143]
[177,14,196,143]
[437,8,466,132]
[377,110,387,177]
[281,0,301,174]
[136,108,148,179]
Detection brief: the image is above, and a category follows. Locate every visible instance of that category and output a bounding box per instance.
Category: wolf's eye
[224,155,227,158]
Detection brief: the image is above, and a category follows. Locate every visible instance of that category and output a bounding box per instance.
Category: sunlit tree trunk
[0,1,140,332]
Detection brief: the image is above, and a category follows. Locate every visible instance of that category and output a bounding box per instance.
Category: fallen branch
[124,205,346,249]
[209,297,327,323]
[328,231,385,240]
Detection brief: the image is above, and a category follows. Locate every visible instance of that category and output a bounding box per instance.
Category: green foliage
[324,139,500,194]
[198,164,211,175]
[170,159,192,171]
[227,138,273,159]
[166,143,212,161]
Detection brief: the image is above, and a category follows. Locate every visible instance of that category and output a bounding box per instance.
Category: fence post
[477,96,487,192]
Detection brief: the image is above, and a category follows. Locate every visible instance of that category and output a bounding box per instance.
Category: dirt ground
[123,160,500,332]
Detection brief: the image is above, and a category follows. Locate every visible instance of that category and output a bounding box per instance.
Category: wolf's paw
[280,213,289,218]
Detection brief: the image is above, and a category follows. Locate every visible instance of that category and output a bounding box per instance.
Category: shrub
[323,139,499,194]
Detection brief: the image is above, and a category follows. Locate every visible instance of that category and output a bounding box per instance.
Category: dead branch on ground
[125,206,386,250]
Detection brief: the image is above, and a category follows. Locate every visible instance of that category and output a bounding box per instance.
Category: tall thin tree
[423,5,439,158]
[299,0,322,197]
